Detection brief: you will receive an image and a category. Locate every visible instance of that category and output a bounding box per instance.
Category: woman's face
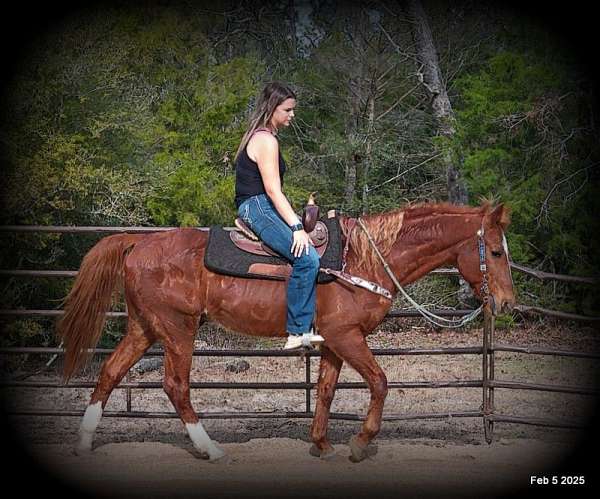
[270,98,296,130]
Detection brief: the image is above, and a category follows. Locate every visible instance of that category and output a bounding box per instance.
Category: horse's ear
[490,203,511,229]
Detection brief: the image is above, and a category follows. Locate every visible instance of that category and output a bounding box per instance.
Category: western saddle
[230,192,331,259]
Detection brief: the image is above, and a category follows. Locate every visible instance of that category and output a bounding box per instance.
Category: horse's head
[456,203,516,315]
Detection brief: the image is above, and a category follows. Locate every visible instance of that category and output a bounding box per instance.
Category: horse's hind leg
[76,315,155,454]
[161,316,226,462]
[327,329,388,463]
[309,346,343,459]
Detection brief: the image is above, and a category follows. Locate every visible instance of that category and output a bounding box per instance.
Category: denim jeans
[238,194,320,335]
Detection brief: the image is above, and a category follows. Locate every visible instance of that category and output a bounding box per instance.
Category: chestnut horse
[57,201,515,462]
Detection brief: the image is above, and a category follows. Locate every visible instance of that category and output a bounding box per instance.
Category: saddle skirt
[204,216,343,282]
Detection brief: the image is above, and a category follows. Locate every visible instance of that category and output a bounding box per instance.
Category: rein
[355,217,488,328]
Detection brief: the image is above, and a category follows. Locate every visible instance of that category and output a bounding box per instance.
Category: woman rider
[234,82,325,350]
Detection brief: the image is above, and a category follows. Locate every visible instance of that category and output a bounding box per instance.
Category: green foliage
[0,319,50,348]
[1,4,598,347]
[148,160,236,226]
[145,55,264,226]
[453,51,599,279]
[494,314,516,330]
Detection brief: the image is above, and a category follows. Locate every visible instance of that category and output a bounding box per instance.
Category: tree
[406,0,469,205]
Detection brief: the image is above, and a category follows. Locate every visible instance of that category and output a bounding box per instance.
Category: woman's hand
[291,230,313,258]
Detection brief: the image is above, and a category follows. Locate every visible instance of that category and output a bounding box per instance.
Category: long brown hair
[235,81,297,161]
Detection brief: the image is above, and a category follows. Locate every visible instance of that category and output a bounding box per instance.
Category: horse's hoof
[348,436,376,463]
[193,449,210,460]
[309,444,337,460]
[208,452,230,464]
[320,446,337,460]
[207,447,229,464]
[73,445,93,456]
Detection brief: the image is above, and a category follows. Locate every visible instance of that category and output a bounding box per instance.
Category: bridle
[477,225,490,305]
[477,222,513,315]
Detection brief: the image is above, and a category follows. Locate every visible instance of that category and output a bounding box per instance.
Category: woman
[234,82,324,350]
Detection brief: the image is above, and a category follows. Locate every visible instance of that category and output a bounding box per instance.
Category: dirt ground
[2,319,600,498]
[12,436,596,499]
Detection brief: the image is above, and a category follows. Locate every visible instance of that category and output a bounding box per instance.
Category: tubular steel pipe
[6,409,484,421]
[482,311,492,443]
[3,306,597,321]
[305,355,311,413]
[488,380,599,396]
[0,268,460,278]
[488,314,496,441]
[0,308,478,318]
[0,380,484,390]
[0,346,484,356]
[487,414,589,430]
[493,344,600,359]
[0,225,185,233]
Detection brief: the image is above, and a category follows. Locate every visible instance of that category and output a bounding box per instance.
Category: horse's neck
[375,210,481,288]
[395,212,480,285]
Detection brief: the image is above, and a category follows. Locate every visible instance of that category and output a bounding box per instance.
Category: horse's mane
[346,201,499,273]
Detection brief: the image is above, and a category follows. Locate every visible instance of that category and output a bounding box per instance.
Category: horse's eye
[491,250,503,258]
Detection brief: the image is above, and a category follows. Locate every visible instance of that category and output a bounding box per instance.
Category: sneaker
[283,333,325,350]
[306,333,325,346]
[283,335,303,350]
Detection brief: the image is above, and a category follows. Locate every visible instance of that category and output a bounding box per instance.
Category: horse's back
[126,228,208,265]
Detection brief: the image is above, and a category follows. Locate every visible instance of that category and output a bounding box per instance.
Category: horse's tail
[56,233,144,382]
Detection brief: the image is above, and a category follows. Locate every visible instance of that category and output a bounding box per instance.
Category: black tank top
[234,131,287,208]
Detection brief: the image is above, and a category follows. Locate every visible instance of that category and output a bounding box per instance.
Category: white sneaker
[283,333,325,350]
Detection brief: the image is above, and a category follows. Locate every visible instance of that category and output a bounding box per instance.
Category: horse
[56,200,515,462]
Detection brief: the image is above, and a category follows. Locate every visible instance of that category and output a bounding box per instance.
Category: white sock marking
[185,422,225,460]
[77,401,103,452]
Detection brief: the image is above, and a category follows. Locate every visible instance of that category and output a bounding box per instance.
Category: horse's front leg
[309,345,343,459]
[327,329,388,463]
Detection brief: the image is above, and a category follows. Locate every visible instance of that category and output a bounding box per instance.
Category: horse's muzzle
[488,295,515,316]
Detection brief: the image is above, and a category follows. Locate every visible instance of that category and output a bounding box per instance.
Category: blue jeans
[238,194,320,335]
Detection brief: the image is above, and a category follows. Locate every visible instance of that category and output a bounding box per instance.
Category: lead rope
[357,217,484,328]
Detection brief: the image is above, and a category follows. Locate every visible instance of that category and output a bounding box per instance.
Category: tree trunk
[343,79,360,213]
[292,0,325,59]
[407,0,473,305]
[343,158,357,210]
[362,94,375,214]
[288,0,298,57]
[406,0,468,205]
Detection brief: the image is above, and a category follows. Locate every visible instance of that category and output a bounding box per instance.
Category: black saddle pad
[204,217,342,283]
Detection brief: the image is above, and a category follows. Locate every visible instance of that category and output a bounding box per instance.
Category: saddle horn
[302,191,320,233]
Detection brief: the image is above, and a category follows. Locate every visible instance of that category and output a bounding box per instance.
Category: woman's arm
[250,133,313,256]
[251,133,300,225]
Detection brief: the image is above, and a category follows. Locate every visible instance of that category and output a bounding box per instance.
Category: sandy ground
[11,436,596,499]
[2,321,599,498]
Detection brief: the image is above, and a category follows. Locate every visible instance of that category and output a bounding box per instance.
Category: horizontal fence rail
[1,225,598,443]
